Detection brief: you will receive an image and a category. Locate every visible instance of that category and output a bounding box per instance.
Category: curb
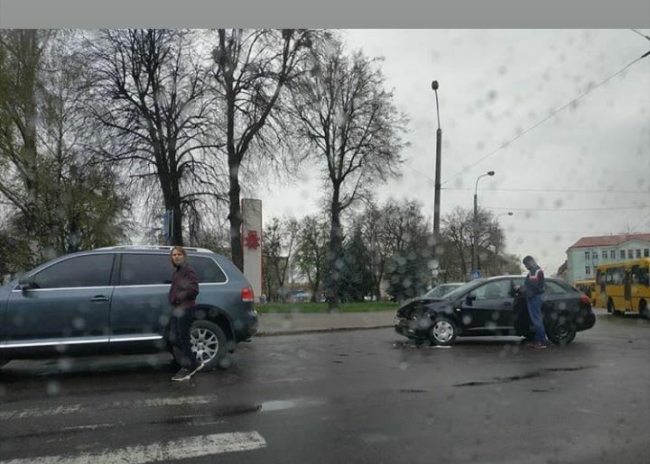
[255,324,394,337]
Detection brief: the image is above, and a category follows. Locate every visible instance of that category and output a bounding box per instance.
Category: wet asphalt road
[1,310,648,464]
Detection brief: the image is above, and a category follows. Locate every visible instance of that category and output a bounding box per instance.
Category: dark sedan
[394,275,596,346]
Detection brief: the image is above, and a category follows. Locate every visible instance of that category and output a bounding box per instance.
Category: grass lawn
[255,301,399,314]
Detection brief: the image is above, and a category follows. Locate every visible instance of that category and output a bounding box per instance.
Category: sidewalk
[256,311,396,336]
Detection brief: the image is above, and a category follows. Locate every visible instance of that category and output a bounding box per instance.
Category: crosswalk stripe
[0,395,219,420]
[0,431,267,464]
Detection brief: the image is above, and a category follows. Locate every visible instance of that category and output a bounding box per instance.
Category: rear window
[191,256,227,283]
[545,280,572,295]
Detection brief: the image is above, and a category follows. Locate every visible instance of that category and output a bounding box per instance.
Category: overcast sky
[256,29,650,275]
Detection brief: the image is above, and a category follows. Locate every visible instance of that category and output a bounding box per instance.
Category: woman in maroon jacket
[168,246,203,381]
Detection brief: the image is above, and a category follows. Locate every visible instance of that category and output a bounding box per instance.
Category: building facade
[565,233,650,284]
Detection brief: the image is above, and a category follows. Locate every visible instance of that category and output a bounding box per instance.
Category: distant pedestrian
[168,246,203,381]
[522,255,548,349]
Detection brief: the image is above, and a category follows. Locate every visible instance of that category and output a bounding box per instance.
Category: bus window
[633,266,649,286]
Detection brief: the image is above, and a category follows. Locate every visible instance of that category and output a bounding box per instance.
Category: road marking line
[0,395,219,420]
[0,431,266,464]
[0,404,83,420]
[61,423,116,432]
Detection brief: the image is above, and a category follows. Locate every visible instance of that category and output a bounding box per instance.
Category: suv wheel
[428,317,457,346]
[173,321,229,370]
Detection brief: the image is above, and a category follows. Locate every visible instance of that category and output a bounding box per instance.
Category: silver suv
[0,246,259,370]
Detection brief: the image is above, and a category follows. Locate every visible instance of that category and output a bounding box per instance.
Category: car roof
[482,274,564,283]
[95,245,216,254]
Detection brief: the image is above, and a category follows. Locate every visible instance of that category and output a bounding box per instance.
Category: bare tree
[289,39,408,310]
[208,29,321,271]
[357,200,391,301]
[84,29,226,246]
[440,206,508,280]
[295,215,330,302]
[381,199,432,301]
[262,216,300,301]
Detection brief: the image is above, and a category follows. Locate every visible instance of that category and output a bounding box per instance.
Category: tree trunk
[327,187,343,312]
[228,154,243,270]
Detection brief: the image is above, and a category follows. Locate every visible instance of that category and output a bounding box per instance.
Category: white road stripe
[0,395,219,420]
[0,404,83,420]
[0,431,266,464]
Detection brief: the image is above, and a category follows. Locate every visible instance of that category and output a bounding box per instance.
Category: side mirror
[18,274,36,291]
[465,293,477,305]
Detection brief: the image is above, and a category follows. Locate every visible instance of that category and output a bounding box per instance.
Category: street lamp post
[496,212,514,221]
[432,80,442,257]
[473,171,495,276]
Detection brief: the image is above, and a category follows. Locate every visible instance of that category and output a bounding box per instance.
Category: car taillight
[579,293,591,306]
[241,286,255,302]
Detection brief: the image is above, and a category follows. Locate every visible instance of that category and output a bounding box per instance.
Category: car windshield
[439,279,488,301]
[423,283,462,298]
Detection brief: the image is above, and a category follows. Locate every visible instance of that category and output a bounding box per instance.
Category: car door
[108,253,172,344]
[3,253,115,348]
[459,279,514,332]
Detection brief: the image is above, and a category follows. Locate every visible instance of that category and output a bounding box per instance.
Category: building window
[584,251,590,260]
[645,249,649,258]
[585,266,591,275]
[627,250,633,259]
[602,251,607,260]
[636,249,641,258]
[620,250,625,259]
[610,250,616,259]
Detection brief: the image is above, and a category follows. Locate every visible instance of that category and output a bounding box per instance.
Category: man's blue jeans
[526,294,547,343]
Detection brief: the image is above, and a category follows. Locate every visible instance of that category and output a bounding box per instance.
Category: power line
[441,45,650,186]
[631,29,650,41]
[486,205,649,212]
[401,164,650,195]
[445,187,650,194]
[629,214,650,233]
[507,230,650,236]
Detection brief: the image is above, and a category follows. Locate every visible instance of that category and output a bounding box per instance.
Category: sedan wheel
[546,315,576,346]
[429,318,457,346]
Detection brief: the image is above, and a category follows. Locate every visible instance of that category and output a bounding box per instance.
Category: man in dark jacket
[523,255,548,349]
[168,246,203,381]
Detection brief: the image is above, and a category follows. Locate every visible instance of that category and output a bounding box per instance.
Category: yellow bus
[595,258,650,318]
[573,279,597,306]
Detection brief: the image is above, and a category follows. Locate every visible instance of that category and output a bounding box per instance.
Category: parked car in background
[394,275,596,346]
[574,279,597,306]
[424,282,465,299]
[0,246,258,370]
[291,291,311,303]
